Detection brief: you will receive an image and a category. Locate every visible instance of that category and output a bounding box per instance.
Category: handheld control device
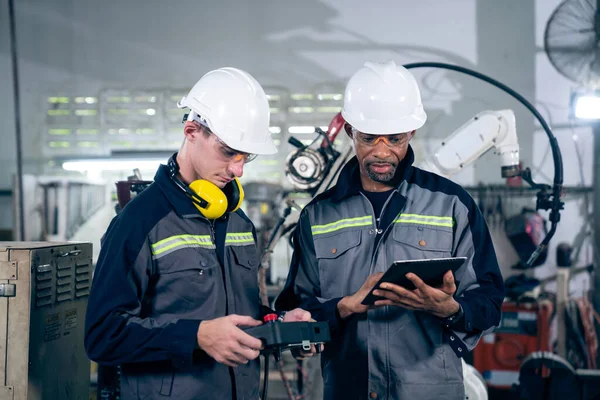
[243,314,330,361]
[244,314,331,400]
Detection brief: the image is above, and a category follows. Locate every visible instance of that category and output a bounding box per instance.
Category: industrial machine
[114,168,152,214]
[418,109,520,179]
[0,241,92,400]
[473,299,554,389]
[510,244,600,399]
[13,176,106,243]
[284,111,354,198]
[519,351,600,400]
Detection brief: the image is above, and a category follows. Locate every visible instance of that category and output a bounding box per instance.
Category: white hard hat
[178,67,277,155]
[341,60,427,134]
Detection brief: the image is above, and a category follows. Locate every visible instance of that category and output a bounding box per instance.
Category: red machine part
[473,300,554,389]
[321,112,346,148]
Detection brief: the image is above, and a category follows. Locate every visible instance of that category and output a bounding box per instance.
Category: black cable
[288,131,322,151]
[404,62,564,268]
[8,0,25,240]
[529,101,554,182]
[315,127,337,158]
[261,355,270,400]
[264,208,290,254]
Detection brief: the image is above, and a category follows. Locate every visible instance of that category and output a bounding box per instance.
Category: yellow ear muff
[228,178,244,213]
[188,180,228,219]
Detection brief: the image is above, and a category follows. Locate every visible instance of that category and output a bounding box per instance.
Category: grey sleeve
[445,202,504,354]
[85,222,200,367]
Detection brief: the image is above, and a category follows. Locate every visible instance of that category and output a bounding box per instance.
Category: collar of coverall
[331,145,415,203]
[154,163,210,217]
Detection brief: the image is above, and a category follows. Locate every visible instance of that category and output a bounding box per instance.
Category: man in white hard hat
[276,61,504,399]
[85,67,315,399]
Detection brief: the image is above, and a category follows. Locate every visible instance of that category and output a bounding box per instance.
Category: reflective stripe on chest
[393,213,454,228]
[225,232,254,246]
[311,216,373,236]
[151,234,215,259]
[151,230,255,259]
[310,213,454,237]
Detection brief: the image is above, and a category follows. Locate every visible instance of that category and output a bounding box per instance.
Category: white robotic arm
[418,110,520,179]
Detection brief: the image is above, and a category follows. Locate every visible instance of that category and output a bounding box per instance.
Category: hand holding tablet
[361,257,467,306]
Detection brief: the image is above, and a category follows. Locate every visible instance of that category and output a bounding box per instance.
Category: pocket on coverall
[313,230,361,298]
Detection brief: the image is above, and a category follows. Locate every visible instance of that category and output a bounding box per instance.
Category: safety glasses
[185,112,257,163]
[212,134,258,164]
[345,124,411,148]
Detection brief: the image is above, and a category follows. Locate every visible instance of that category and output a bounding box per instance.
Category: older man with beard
[275,60,504,400]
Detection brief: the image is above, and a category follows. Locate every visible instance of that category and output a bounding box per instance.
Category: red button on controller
[263,313,278,322]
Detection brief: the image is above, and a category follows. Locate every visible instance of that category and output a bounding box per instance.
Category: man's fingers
[395,297,422,309]
[298,309,312,321]
[405,273,427,290]
[219,344,258,367]
[216,352,239,367]
[379,282,402,294]
[366,272,384,287]
[230,314,262,327]
[369,272,385,281]
[291,342,323,360]
[236,330,264,350]
[376,285,421,303]
[374,293,423,309]
[299,349,315,358]
[441,271,456,294]
[282,308,314,322]
[291,348,307,360]
[229,352,250,366]
[235,346,260,362]
[373,289,402,303]
[373,299,397,308]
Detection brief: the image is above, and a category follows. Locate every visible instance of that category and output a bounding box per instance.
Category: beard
[365,160,398,183]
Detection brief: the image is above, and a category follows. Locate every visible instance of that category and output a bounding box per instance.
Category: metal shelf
[464,185,593,197]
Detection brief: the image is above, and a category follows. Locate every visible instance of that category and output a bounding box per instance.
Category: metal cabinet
[0,242,92,400]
